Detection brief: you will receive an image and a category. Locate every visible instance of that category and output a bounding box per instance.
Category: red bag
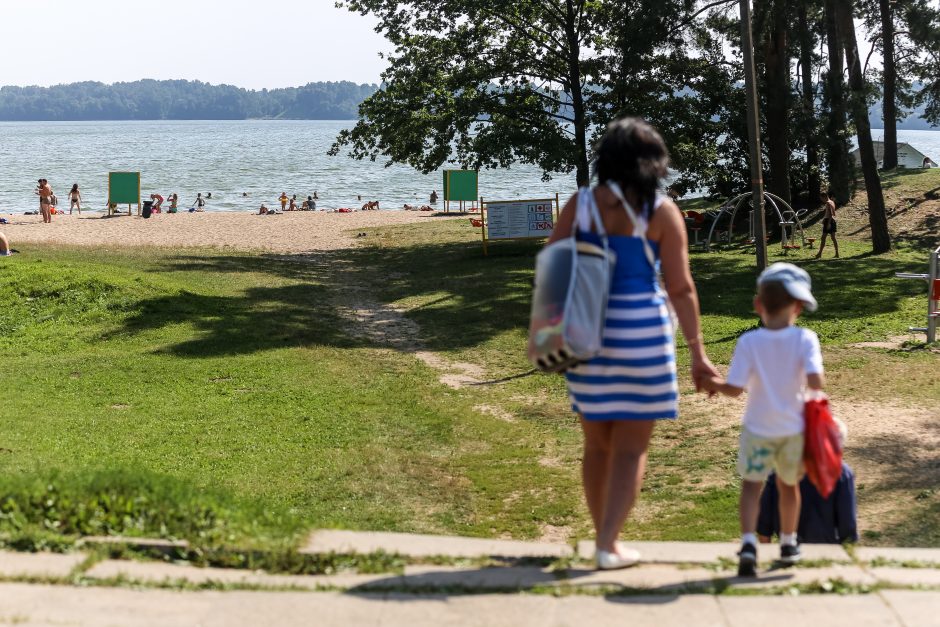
[803,394,843,498]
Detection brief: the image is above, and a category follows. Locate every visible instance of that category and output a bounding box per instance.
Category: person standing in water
[192,193,206,212]
[430,190,438,204]
[815,191,839,259]
[68,184,82,214]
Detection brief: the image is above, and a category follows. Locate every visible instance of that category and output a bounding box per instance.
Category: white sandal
[595,543,641,570]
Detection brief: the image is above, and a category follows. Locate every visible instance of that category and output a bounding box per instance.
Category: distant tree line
[333,0,940,254]
[0,80,378,121]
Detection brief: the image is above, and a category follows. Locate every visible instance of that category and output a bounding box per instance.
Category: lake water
[0,121,936,214]
[0,120,576,214]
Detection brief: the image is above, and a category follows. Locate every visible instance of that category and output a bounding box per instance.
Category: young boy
[703,262,824,576]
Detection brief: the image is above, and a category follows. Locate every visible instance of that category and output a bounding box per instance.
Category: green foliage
[0,469,301,549]
[332,0,720,188]
[0,80,377,121]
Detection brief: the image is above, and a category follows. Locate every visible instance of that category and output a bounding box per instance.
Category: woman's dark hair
[593,117,670,216]
[71,184,78,192]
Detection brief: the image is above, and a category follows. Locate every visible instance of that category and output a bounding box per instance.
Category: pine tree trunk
[823,0,852,206]
[838,0,892,253]
[880,0,898,170]
[798,3,821,203]
[564,0,589,187]
[764,0,792,206]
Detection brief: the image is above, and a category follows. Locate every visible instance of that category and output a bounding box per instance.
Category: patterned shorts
[738,429,804,486]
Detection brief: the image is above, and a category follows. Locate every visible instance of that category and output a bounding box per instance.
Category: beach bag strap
[575,187,608,238]
[606,181,656,269]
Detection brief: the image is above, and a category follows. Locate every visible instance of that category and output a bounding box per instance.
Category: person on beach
[0,231,14,256]
[191,193,206,212]
[303,196,316,211]
[167,193,179,213]
[815,191,839,259]
[258,204,269,215]
[68,184,82,214]
[150,193,164,213]
[701,262,824,577]
[288,197,298,211]
[279,192,289,211]
[547,118,718,570]
[35,179,54,223]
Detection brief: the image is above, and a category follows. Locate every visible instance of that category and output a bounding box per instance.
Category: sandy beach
[0,211,448,253]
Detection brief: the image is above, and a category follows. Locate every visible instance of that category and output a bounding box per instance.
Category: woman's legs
[580,418,612,533]
[40,204,51,223]
[582,418,657,552]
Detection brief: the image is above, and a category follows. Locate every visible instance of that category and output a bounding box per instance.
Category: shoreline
[0,210,457,253]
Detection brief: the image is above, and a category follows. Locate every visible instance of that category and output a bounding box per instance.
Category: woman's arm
[653,199,718,390]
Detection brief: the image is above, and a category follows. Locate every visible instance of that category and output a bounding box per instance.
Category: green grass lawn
[0,171,937,554]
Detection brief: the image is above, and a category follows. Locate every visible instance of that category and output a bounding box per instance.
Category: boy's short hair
[758,280,798,315]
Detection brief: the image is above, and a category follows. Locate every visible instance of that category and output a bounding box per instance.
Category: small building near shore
[851,141,938,169]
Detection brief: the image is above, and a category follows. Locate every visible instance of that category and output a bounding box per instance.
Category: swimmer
[69,184,82,214]
[430,190,438,204]
[313,191,319,200]
[243,192,249,197]
[205,192,212,199]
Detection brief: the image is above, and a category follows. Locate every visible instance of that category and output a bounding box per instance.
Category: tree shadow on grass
[110,282,361,358]
[693,252,925,323]
[113,237,927,359]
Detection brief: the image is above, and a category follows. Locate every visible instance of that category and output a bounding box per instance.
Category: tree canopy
[0,80,377,121]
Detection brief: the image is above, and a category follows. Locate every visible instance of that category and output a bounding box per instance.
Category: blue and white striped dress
[565,204,678,421]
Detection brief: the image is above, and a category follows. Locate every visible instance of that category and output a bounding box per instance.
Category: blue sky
[1,0,392,89]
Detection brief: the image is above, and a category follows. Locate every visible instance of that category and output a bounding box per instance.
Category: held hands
[690,353,719,396]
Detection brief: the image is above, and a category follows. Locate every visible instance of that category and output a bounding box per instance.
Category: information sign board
[486,200,555,240]
[477,196,558,256]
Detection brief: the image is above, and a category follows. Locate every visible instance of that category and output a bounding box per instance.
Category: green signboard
[443,169,478,202]
[109,172,140,205]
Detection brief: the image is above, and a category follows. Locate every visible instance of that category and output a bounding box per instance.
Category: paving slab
[575,541,850,564]
[869,567,940,587]
[723,564,876,590]
[0,583,728,627]
[855,547,940,566]
[560,565,723,591]
[303,530,573,559]
[718,594,901,627]
[86,559,389,590]
[880,590,940,627]
[0,550,86,578]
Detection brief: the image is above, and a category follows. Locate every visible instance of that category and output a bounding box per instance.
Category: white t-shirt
[726,326,823,438]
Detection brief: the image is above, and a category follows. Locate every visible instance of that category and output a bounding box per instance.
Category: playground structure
[895,245,940,343]
[702,191,807,253]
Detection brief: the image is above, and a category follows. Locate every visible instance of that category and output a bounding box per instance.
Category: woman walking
[35,179,54,223]
[547,118,717,570]
[815,190,839,259]
[68,184,82,214]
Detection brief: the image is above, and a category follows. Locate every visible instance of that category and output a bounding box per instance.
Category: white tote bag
[527,188,616,373]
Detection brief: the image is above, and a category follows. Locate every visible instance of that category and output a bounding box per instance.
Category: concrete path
[0,584,936,626]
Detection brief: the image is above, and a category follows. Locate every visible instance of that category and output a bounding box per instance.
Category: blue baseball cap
[758,262,818,312]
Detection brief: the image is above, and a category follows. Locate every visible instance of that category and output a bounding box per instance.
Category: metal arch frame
[704,191,805,252]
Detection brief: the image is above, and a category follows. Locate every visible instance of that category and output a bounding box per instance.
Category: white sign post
[479,196,559,255]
